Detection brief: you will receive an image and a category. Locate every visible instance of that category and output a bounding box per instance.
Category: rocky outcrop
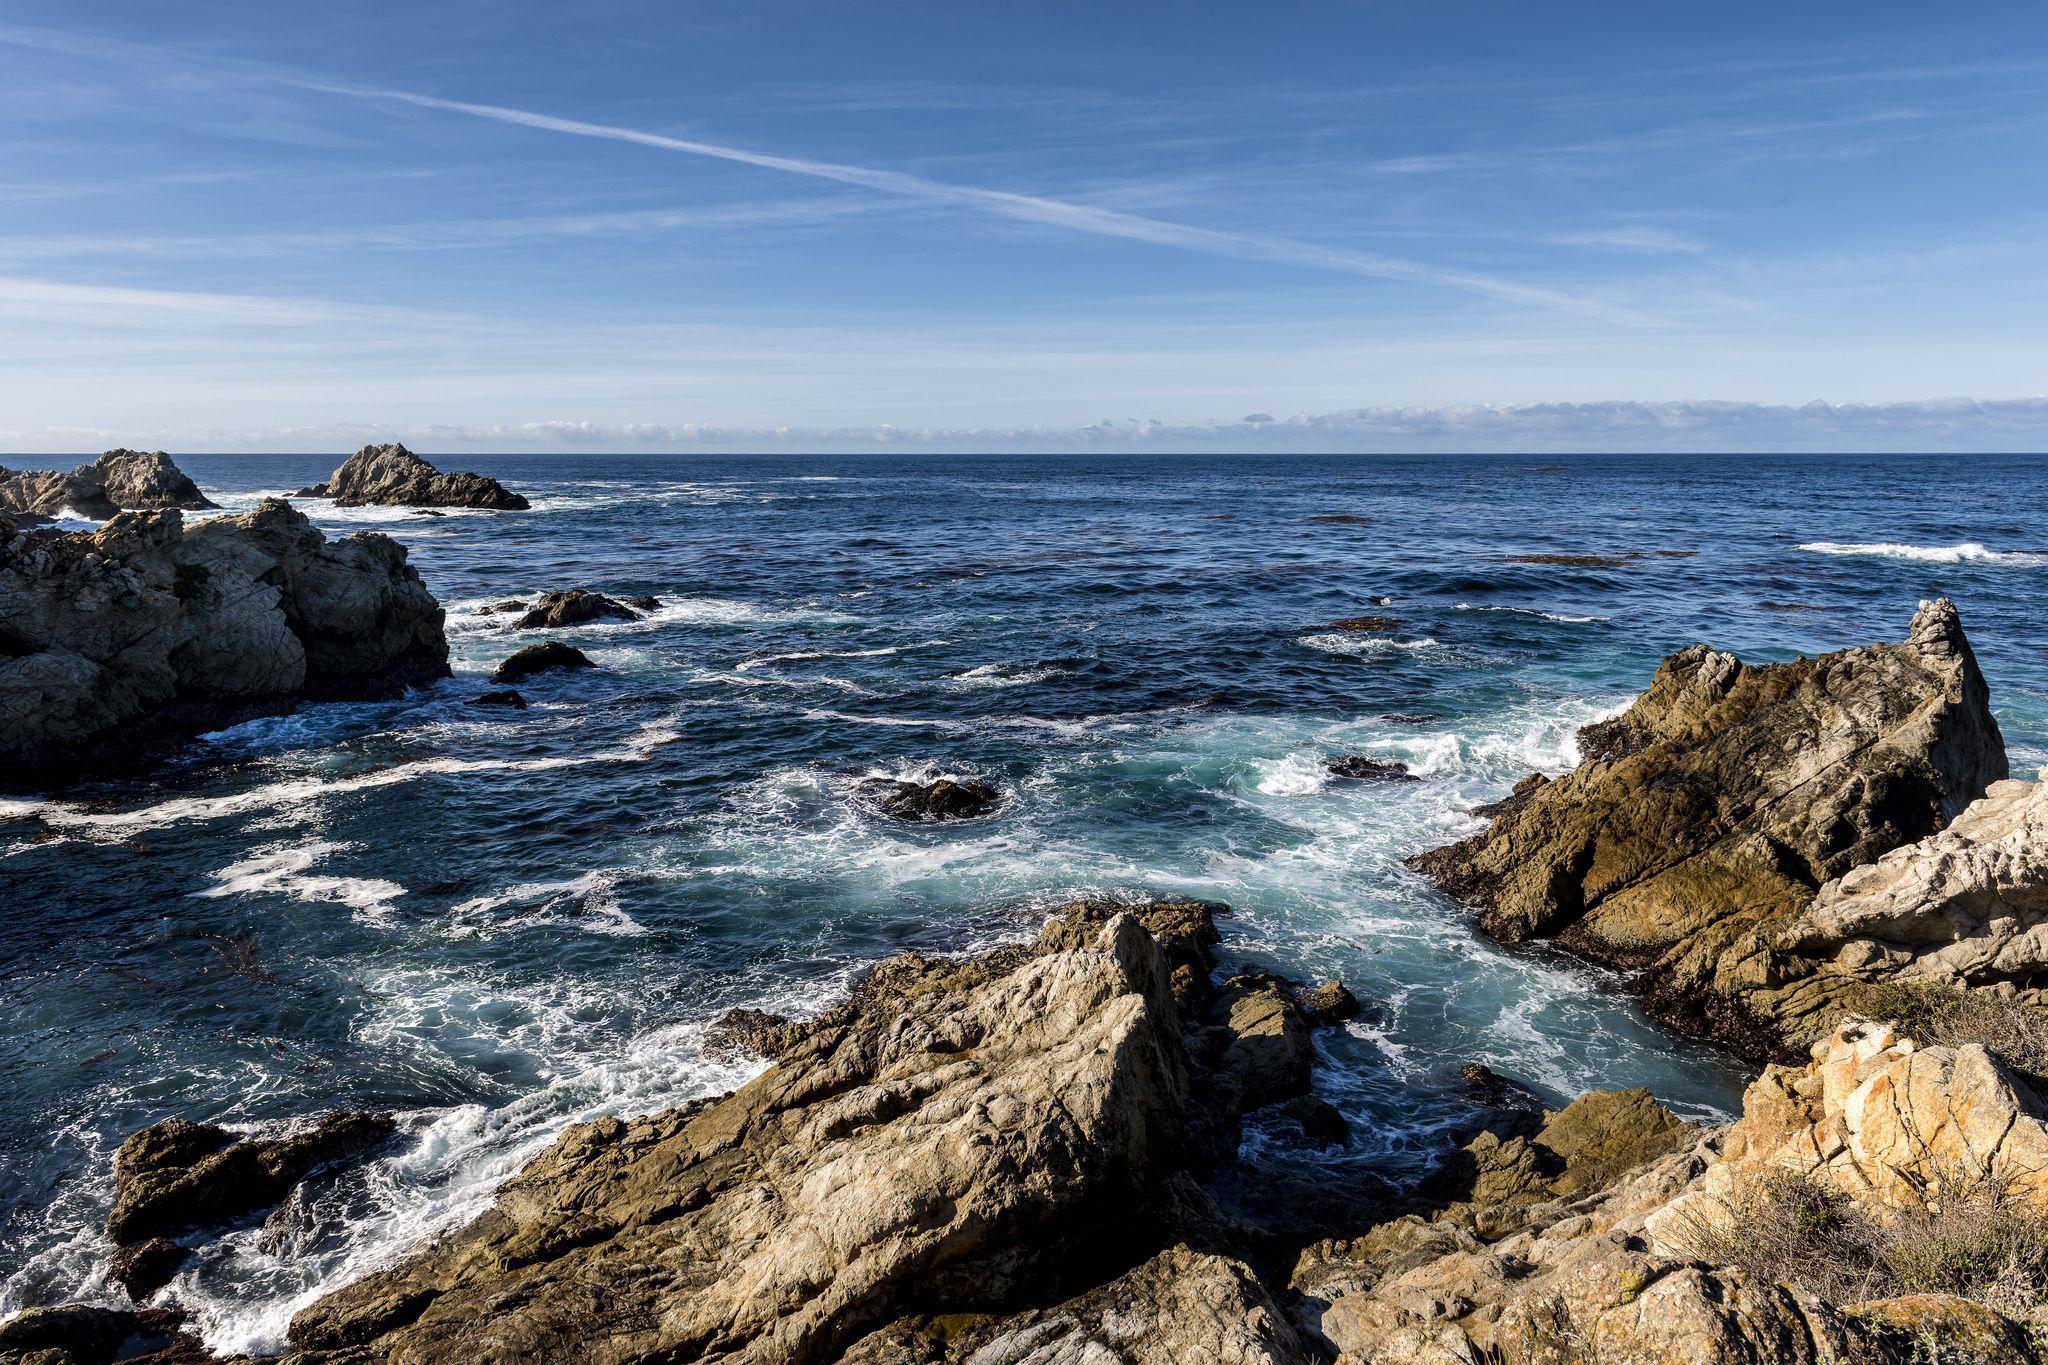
[491,642,593,683]
[513,589,638,629]
[1326,756,1417,782]
[284,901,1365,1364]
[107,1113,395,1246]
[1783,768,2048,995]
[1300,1019,2048,1363]
[0,501,449,781]
[0,450,214,524]
[0,1305,193,1365]
[859,776,1002,821]
[1410,599,2007,1057]
[297,444,529,511]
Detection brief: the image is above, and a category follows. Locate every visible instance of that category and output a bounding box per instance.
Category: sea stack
[298,443,530,511]
[0,448,216,523]
[0,499,449,781]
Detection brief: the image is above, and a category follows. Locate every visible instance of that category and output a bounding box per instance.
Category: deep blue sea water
[4,451,2045,1352]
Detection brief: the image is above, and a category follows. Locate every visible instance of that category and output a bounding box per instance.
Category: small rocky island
[296,444,530,511]
[0,449,218,523]
[0,500,448,781]
[13,601,2048,1364]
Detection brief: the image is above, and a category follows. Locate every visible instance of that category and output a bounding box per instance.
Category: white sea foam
[191,840,407,919]
[941,662,1069,690]
[446,869,646,938]
[1297,632,1442,657]
[1798,540,2048,565]
[1453,603,1605,623]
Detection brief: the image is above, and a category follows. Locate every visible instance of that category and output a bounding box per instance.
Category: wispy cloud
[9,397,2045,456]
[0,22,1653,327]
[0,275,441,327]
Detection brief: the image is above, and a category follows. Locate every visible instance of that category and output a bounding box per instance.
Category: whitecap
[1452,603,1605,623]
[191,840,407,919]
[446,870,645,938]
[1297,633,1442,656]
[1798,540,2048,565]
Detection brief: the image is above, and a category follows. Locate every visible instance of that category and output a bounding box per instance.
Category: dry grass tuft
[1852,980,2048,1085]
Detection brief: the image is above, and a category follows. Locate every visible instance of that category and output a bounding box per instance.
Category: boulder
[0,501,449,781]
[107,1112,395,1245]
[490,642,593,684]
[1782,768,2048,992]
[470,689,526,709]
[1409,599,2007,1058]
[298,444,528,511]
[0,450,213,523]
[0,1305,188,1365]
[859,776,1001,821]
[512,589,638,630]
[1293,979,1361,1025]
[108,1237,192,1300]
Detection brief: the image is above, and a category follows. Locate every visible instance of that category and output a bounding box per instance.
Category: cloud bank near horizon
[6,397,2046,457]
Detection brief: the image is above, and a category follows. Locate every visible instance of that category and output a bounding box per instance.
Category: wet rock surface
[858,775,1002,821]
[0,501,449,781]
[1325,756,1417,782]
[296,444,528,511]
[512,589,639,629]
[1411,599,2007,1058]
[107,1113,396,1245]
[491,641,594,683]
[0,1305,193,1365]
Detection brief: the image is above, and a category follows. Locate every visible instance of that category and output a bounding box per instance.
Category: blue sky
[2,2,2045,452]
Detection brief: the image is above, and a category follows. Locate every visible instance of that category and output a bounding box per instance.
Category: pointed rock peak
[1908,596,1965,651]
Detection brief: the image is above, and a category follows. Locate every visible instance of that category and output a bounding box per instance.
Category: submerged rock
[491,642,594,683]
[1505,551,1631,568]
[0,501,449,781]
[470,688,527,709]
[297,443,529,511]
[1326,755,1418,782]
[0,449,214,523]
[1410,599,2007,1057]
[107,1112,396,1245]
[859,775,1001,821]
[1328,615,1397,633]
[512,589,639,629]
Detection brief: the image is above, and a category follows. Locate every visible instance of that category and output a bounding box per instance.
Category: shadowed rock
[859,775,1001,821]
[108,1238,193,1300]
[0,1305,189,1365]
[513,589,638,629]
[1410,599,2006,1058]
[107,1112,395,1245]
[470,688,527,709]
[491,641,594,683]
[0,501,449,781]
[297,444,528,511]
[1327,755,1418,782]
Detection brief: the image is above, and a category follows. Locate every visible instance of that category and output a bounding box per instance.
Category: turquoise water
[3,451,2044,1352]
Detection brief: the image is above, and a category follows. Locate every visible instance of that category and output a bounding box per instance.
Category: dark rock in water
[0,501,449,783]
[1326,755,1418,782]
[514,589,639,630]
[623,594,661,611]
[107,1112,396,1245]
[0,1305,188,1365]
[410,508,446,518]
[1273,1095,1349,1147]
[0,449,214,522]
[109,1237,193,1299]
[859,776,1001,821]
[1309,512,1373,525]
[1291,979,1361,1025]
[1409,599,2007,1059]
[491,642,594,684]
[1504,552,1630,568]
[1382,712,1439,725]
[1328,615,1397,633]
[1456,1062,1547,1127]
[476,598,529,615]
[1203,973,1316,1115]
[471,689,526,709]
[300,443,529,511]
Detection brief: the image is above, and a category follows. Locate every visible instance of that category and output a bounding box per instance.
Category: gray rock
[299,444,528,510]
[0,501,449,780]
[0,450,213,522]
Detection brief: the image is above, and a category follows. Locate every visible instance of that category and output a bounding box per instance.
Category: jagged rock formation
[513,589,638,629]
[1326,756,1417,782]
[1300,1020,2048,1363]
[284,901,1362,1364]
[108,1113,396,1246]
[1783,768,2048,995]
[0,450,214,524]
[296,444,529,511]
[1411,599,2007,1057]
[0,501,449,781]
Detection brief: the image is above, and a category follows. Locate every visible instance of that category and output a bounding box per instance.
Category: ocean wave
[446,869,645,938]
[940,662,1069,690]
[191,840,408,919]
[1297,632,1442,657]
[1452,603,1605,623]
[1798,540,2048,565]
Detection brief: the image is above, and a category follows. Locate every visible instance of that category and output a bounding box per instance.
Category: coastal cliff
[0,499,448,780]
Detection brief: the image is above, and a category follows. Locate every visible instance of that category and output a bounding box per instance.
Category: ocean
[3,450,2044,1354]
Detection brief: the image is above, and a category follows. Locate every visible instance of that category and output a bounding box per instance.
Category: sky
[1,1,2045,453]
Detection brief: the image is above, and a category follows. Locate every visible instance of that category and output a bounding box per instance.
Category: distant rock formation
[513,589,638,629]
[0,449,215,523]
[0,500,449,781]
[1410,599,2007,1058]
[297,443,529,510]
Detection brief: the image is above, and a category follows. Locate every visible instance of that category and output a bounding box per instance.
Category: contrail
[0,23,1651,324]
